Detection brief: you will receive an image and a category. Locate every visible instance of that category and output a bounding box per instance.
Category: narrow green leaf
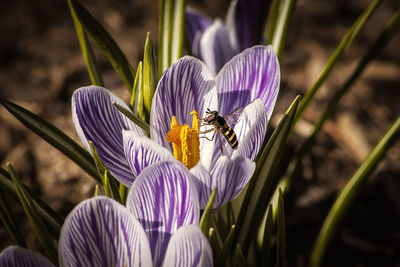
[294,0,382,125]
[235,95,300,255]
[270,0,296,59]
[277,9,400,216]
[119,183,128,205]
[89,141,121,202]
[113,102,150,134]
[200,187,217,235]
[143,32,157,118]
[158,0,186,76]
[311,116,400,266]
[215,211,229,241]
[0,184,27,247]
[264,0,282,43]
[8,164,58,264]
[221,225,236,264]
[209,228,223,265]
[67,0,135,90]
[68,0,103,86]
[94,184,99,196]
[130,61,145,120]
[0,98,100,182]
[277,188,285,267]
[236,244,247,267]
[0,168,63,236]
[257,204,273,267]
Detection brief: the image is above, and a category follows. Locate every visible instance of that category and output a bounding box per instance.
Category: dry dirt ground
[0,0,399,266]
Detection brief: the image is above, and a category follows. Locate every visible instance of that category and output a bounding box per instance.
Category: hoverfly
[201,107,244,152]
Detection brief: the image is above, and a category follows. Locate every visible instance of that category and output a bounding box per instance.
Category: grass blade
[0,184,27,247]
[257,204,273,266]
[0,97,100,183]
[113,102,150,134]
[311,116,400,266]
[8,164,58,264]
[200,187,217,235]
[235,95,300,255]
[67,0,135,90]
[270,0,296,59]
[294,0,382,125]
[276,188,285,267]
[143,33,157,119]
[0,168,63,236]
[68,0,104,86]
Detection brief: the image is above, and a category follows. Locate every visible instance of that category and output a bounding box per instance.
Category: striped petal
[59,197,152,267]
[199,20,236,76]
[210,154,255,208]
[162,225,213,267]
[123,130,176,177]
[215,45,280,117]
[190,162,212,209]
[150,56,216,152]
[127,161,200,266]
[0,246,54,267]
[185,7,213,57]
[233,98,269,161]
[72,86,145,186]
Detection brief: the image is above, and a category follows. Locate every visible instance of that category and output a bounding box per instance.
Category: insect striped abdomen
[222,125,238,150]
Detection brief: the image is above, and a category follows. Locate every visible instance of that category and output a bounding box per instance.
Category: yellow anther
[165,111,200,169]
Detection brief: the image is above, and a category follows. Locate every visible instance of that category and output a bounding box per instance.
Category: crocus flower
[186,0,272,75]
[72,45,280,208]
[0,162,212,267]
[0,246,54,267]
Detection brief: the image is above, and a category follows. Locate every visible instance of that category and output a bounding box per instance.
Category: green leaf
[0,168,63,236]
[68,0,103,86]
[8,163,58,264]
[235,95,300,255]
[270,0,296,59]
[94,184,99,197]
[311,116,400,266]
[119,183,128,205]
[130,61,145,120]
[278,8,400,213]
[0,98,100,183]
[67,0,135,90]
[143,32,158,118]
[264,0,282,43]
[158,0,187,76]
[200,187,217,236]
[276,188,285,267]
[89,141,121,202]
[221,225,236,264]
[294,0,382,125]
[235,244,247,267]
[208,228,223,265]
[257,204,273,267]
[113,102,150,134]
[0,183,27,247]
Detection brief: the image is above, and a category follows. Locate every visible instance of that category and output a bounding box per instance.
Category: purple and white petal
[185,7,213,57]
[150,57,215,151]
[226,0,272,51]
[127,161,200,266]
[123,130,177,177]
[162,225,213,267]
[0,246,54,267]
[215,45,280,117]
[199,20,236,76]
[72,86,145,186]
[59,197,152,267]
[210,154,255,208]
[233,99,268,161]
[190,162,213,209]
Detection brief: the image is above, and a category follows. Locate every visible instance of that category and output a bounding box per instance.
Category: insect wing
[223,106,244,126]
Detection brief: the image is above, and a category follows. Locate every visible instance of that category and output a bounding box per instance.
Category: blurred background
[0,0,399,266]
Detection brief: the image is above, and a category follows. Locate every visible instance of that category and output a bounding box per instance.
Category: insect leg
[199,129,217,141]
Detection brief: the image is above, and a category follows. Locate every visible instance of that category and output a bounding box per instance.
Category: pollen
[165,110,200,169]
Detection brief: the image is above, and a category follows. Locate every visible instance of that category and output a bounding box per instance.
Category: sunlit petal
[59,197,152,267]
[162,225,213,267]
[126,161,200,266]
[185,7,213,56]
[72,86,145,186]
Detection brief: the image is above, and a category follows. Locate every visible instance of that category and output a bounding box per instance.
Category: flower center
[166,110,200,169]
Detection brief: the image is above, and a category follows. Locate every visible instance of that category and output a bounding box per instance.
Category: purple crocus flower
[186,0,272,75]
[0,162,212,267]
[72,45,280,208]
